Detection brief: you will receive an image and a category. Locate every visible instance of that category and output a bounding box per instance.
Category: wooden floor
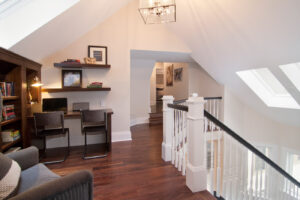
[48,124,215,200]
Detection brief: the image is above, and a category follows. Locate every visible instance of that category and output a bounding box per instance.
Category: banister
[167,103,188,112]
[173,96,222,104]
[204,110,300,188]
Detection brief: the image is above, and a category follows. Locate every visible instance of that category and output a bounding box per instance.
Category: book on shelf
[0,82,15,96]
[2,105,16,121]
[1,129,20,142]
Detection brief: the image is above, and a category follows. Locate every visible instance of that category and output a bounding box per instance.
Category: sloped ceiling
[10,0,133,61]
[9,0,300,126]
[166,0,300,126]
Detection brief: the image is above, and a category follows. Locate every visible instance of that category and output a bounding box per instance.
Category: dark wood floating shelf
[54,63,111,69]
[3,96,19,101]
[1,138,21,151]
[42,87,111,93]
[1,118,21,126]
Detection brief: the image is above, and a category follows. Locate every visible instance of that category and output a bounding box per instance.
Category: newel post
[162,95,174,162]
[186,93,207,192]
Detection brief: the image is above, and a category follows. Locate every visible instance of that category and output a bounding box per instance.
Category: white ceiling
[10,0,133,61]
[165,0,300,126]
[8,0,300,126]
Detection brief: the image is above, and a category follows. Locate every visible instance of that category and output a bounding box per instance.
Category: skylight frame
[279,62,300,93]
[236,68,300,109]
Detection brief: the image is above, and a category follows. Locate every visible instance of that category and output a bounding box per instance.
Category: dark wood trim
[167,103,188,112]
[0,47,41,67]
[174,97,222,104]
[54,63,110,69]
[3,96,19,101]
[1,138,21,151]
[0,118,21,126]
[42,87,111,93]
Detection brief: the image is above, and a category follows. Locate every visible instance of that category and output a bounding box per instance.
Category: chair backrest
[73,102,89,112]
[81,110,106,123]
[33,112,64,135]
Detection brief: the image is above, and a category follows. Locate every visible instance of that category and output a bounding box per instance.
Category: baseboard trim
[112,131,132,142]
[130,117,149,127]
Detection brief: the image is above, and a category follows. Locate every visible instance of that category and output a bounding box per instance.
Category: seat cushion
[17,163,60,194]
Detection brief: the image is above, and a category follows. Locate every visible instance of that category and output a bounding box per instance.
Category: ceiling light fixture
[139,0,176,24]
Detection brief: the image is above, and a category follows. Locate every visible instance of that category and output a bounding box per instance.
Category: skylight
[237,68,300,109]
[0,0,79,49]
[279,62,300,92]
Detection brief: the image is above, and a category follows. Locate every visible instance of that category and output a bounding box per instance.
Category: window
[237,68,300,109]
[279,62,300,93]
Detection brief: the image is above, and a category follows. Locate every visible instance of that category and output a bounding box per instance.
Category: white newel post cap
[162,96,174,111]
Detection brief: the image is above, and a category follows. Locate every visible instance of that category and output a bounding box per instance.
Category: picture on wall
[62,70,82,88]
[174,67,183,81]
[166,64,173,86]
[88,45,107,65]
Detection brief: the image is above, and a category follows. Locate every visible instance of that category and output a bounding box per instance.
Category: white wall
[40,0,190,147]
[224,87,300,154]
[130,59,155,126]
[150,65,156,106]
[162,62,189,100]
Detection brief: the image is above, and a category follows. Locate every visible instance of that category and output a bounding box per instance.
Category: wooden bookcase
[0,48,41,152]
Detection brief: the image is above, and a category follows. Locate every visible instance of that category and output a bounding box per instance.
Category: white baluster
[259,158,263,199]
[249,152,254,200]
[175,110,179,168]
[182,111,187,176]
[255,157,259,199]
[162,96,174,162]
[178,110,183,172]
[222,134,228,199]
[216,131,222,198]
[210,122,214,193]
[234,141,239,200]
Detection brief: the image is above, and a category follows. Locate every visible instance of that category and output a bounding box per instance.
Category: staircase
[161,94,300,200]
[149,101,163,126]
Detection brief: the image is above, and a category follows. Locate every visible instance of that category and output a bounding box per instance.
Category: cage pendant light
[139,0,176,24]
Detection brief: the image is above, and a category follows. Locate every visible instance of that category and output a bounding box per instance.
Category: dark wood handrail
[173,96,222,104]
[166,101,300,187]
[167,104,188,112]
[204,110,300,188]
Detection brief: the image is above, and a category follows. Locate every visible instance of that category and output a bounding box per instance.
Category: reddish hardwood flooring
[48,124,215,200]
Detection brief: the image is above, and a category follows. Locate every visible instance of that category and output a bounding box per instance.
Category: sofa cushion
[16,163,60,194]
[0,153,21,199]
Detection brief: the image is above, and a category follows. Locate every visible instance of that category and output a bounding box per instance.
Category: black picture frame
[62,70,82,88]
[88,45,108,65]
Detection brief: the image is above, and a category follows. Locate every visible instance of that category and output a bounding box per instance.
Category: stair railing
[162,93,300,199]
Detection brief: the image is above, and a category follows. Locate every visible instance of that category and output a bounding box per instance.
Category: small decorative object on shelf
[88,46,107,65]
[87,82,103,88]
[62,70,82,88]
[84,57,96,64]
[1,129,20,142]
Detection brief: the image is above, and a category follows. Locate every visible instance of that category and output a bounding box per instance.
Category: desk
[26,109,113,152]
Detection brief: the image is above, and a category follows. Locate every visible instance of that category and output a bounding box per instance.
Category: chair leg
[42,133,69,165]
[82,131,107,160]
[67,130,70,155]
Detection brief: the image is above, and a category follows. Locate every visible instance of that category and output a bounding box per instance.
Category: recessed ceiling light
[237,68,300,109]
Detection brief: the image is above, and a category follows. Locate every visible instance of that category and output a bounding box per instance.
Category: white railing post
[162,95,174,161]
[186,93,207,192]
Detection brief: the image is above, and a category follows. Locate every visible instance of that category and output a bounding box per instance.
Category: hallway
[48,124,215,200]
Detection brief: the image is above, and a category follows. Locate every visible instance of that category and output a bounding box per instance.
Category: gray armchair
[6,146,93,200]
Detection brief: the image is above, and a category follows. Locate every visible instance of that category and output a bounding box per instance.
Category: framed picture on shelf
[62,70,82,88]
[88,45,107,65]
